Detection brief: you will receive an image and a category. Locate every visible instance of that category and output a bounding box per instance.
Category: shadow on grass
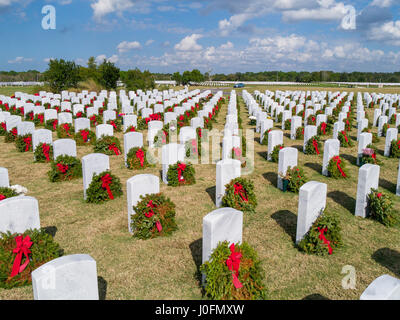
[302,294,330,300]
[379,178,397,194]
[305,162,322,174]
[43,226,58,238]
[372,248,400,278]
[341,153,357,166]
[257,151,268,160]
[271,210,297,242]
[189,238,205,295]
[327,191,355,213]
[262,172,277,186]
[284,132,291,139]
[98,276,107,300]
[206,186,216,204]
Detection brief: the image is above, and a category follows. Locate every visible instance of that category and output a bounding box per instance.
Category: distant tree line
[0,70,41,82]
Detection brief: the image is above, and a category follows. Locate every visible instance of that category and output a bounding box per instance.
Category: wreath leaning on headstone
[390,139,400,158]
[270,144,284,162]
[295,126,304,140]
[86,170,123,204]
[368,189,399,227]
[93,136,121,156]
[107,119,122,132]
[34,143,53,163]
[327,156,349,179]
[48,155,82,182]
[74,129,96,146]
[130,193,178,240]
[297,211,342,256]
[0,187,18,201]
[167,161,196,187]
[57,123,74,139]
[0,122,6,136]
[126,147,153,170]
[15,134,33,153]
[305,135,322,155]
[200,241,267,300]
[279,166,308,193]
[0,229,63,289]
[45,119,58,132]
[221,177,257,213]
[4,127,18,143]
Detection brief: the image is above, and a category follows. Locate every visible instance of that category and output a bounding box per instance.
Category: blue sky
[1,0,400,73]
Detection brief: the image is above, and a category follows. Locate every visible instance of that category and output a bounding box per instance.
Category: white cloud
[117,40,141,53]
[43,57,54,63]
[145,39,154,46]
[220,41,234,50]
[90,0,150,20]
[8,56,32,64]
[369,20,400,45]
[282,2,348,22]
[370,0,393,8]
[95,54,119,64]
[174,34,203,51]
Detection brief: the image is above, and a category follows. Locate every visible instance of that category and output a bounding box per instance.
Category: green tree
[172,72,182,85]
[43,59,81,92]
[98,60,120,90]
[120,68,155,91]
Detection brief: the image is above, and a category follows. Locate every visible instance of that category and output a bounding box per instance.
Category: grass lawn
[0,85,399,300]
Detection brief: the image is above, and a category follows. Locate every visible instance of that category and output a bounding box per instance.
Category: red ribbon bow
[101,174,114,200]
[80,130,89,142]
[341,131,348,143]
[108,143,121,155]
[233,147,242,158]
[145,201,162,232]
[333,156,346,177]
[23,136,32,152]
[312,139,320,155]
[317,227,333,255]
[226,243,243,289]
[62,124,71,136]
[42,143,50,162]
[52,120,58,131]
[234,183,248,202]
[0,194,5,201]
[177,163,186,182]
[38,114,44,124]
[136,148,145,167]
[1,123,6,131]
[90,116,97,126]
[10,235,33,278]
[11,128,17,137]
[56,163,69,173]
[321,122,327,135]
[109,121,117,130]
[377,193,382,199]
[198,128,202,138]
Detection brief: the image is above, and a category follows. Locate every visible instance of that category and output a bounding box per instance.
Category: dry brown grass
[0,86,399,300]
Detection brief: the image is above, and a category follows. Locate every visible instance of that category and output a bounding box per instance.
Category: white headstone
[81,153,110,200]
[355,164,380,218]
[322,139,340,176]
[216,159,241,207]
[53,139,77,160]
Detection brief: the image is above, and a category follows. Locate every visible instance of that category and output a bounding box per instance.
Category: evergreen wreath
[74,129,96,146]
[48,155,82,182]
[0,187,18,201]
[221,177,257,213]
[86,170,123,204]
[124,125,136,133]
[317,122,332,135]
[390,139,400,158]
[89,114,102,127]
[130,193,177,240]
[0,122,6,136]
[56,123,74,139]
[15,134,33,153]
[73,111,85,119]
[167,161,196,187]
[44,119,58,132]
[382,123,390,137]
[93,135,121,156]
[261,129,271,145]
[368,189,399,227]
[4,127,18,143]
[33,113,45,126]
[276,113,282,123]
[24,111,34,122]
[153,129,169,148]
[295,126,304,140]
[297,211,342,256]
[200,241,267,300]
[0,229,63,289]
[389,114,397,125]
[305,135,322,155]
[126,147,153,170]
[284,118,291,130]
[279,166,308,193]
[270,144,284,162]
[107,119,122,132]
[345,118,352,131]
[306,114,317,126]
[338,131,353,147]
[34,143,53,163]
[327,156,349,179]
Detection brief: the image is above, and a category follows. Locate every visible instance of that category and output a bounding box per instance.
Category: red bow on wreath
[101,174,114,200]
[23,137,32,152]
[10,235,33,278]
[90,116,97,126]
[234,183,248,202]
[1,123,6,131]
[397,140,400,150]
[11,128,17,137]
[317,227,333,255]
[332,156,346,177]
[109,121,117,130]
[226,243,243,289]
[177,163,186,182]
[42,143,50,162]
[37,114,44,124]
[136,148,145,167]
[80,130,89,143]
[341,131,348,143]
[145,200,162,232]
[0,194,6,201]
[108,143,121,155]
[321,122,327,135]
[52,120,58,131]
[312,139,320,155]
[56,163,69,173]
[198,128,202,138]
[62,124,71,135]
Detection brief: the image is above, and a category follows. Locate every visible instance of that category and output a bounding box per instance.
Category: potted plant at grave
[368,189,399,227]
[279,166,308,193]
[94,136,121,156]
[45,119,58,132]
[221,177,257,213]
[167,161,196,187]
[327,156,349,179]
[126,146,154,170]
[270,144,284,162]
[200,241,267,300]
[360,145,381,166]
[4,127,18,143]
[0,187,18,201]
[130,193,177,239]
[74,129,96,146]
[15,134,33,153]
[34,143,53,163]
[85,170,122,204]
[297,210,342,256]
[57,123,74,139]
[295,126,304,140]
[305,135,322,155]
[338,131,353,148]
[0,229,63,289]
[48,155,82,182]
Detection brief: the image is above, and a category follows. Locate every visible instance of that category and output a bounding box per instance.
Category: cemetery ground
[0,85,399,300]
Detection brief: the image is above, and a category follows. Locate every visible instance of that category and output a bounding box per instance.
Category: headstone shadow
[205,186,216,204]
[43,226,58,238]
[340,153,357,166]
[189,238,204,288]
[372,248,400,278]
[327,190,355,213]
[271,210,297,242]
[292,145,304,152]
[97,276,108,300]
[379,178,396,194]
[302,293,330,300]
[262,172,277,186]
[257,151,268,160]
[305,162,322,174]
